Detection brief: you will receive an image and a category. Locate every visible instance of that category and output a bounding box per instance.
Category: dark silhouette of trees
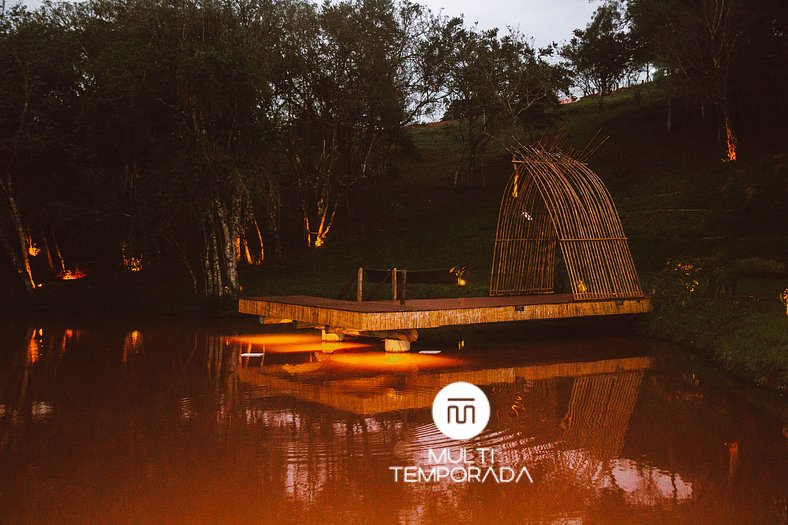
[0,0,471,298]
[560,1,636,108]
[439,21,568,186]
[627,0,788,160]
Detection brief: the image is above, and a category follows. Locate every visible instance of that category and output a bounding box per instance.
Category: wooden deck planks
[238,294,652,331]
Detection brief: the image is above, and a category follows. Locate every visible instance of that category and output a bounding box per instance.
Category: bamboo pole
[357,267,363,303]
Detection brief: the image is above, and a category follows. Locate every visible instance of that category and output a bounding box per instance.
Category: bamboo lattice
[490,145,643,300]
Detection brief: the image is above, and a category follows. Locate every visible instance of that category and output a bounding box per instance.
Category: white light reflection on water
[608,458,693,505]
[31,401,54,423]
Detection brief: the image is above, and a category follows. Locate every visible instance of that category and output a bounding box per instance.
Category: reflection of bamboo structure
[560,371,644,459]
[238,356,651,417]
[491,146,643,300]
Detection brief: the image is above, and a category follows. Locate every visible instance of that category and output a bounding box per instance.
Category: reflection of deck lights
[278,342,371,353]
[228,335,370,353]
[230,334,322,346]
[240,353,264,357]
[322,353,463,370]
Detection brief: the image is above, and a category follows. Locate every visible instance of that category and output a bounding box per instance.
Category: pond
[0,318,785,524]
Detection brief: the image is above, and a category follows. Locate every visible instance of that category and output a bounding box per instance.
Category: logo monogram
[432,382,490,440]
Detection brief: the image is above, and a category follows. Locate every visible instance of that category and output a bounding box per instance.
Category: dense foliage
[561,0,788,158]
[0,0,572,300]
[1,0,784,303]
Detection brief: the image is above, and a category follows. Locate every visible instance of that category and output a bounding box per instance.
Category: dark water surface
[0,318,785,524]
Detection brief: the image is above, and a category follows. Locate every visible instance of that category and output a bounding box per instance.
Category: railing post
[357,267,363,302]
[399,269,407,306]
[392,268,397,301]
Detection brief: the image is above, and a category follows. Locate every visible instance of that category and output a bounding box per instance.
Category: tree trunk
[214,197,239,296]
[250,214,265,265]
[721,102,737,162]
[0,223,32,292]
[0,185,35,291]
[265,176,282,262]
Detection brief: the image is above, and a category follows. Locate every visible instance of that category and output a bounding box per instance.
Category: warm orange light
[229,334,322,346]
[226,334,371,353]
[122,330,144,367]
[28,244,41,257]
[723,125,737,162]
[27,332,39,364]
[130,330,142,347]
[322,352,463,370]
[59,268,87,280]
[121,242,143,271]
[450,265,467,286]
[126,257,142,272]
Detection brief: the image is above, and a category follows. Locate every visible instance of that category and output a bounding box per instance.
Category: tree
[0,4,83,292]
[77,0,282,299]
[561,1,635,107]
[440,21,567,186]
[274,0,440,248]
[628,0,752,161]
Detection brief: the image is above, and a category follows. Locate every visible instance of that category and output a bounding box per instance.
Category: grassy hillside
[243,83,786,296]
[242,82,788,390]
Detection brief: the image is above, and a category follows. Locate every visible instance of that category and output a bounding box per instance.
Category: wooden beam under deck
[239,294,652,332]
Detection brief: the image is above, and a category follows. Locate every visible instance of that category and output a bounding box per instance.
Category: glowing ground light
[724,126,737,162]
[58,268,87,280]
[450,266,467,286]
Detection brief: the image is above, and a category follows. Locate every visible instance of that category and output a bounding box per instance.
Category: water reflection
[0,320,785,524]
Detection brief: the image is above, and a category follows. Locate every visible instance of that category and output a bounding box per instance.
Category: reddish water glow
[0,322,785,524]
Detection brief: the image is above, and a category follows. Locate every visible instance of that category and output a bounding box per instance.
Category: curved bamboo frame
[490,146,643,300]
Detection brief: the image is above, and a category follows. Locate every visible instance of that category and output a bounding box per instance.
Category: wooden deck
[239,293,652,332]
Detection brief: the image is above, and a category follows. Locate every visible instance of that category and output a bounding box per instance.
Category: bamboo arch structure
[490,146,643,300]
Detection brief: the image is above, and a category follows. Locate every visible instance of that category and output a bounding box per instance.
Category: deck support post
[321,329,345,342]
[384,339,411,352]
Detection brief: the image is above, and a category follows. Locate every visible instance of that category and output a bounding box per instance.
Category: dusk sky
[17,0,600,48]
[418,0,599,47]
